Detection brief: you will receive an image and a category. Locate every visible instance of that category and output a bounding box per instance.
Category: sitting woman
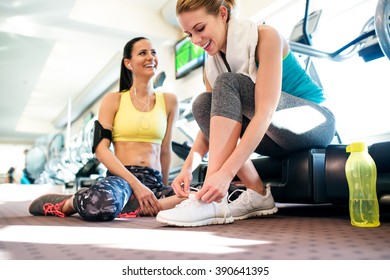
[29,37,184,221]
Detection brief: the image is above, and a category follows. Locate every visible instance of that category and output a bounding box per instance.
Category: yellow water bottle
[345,142,380,227]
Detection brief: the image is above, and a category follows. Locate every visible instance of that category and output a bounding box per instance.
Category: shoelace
[117,207,141,218]
[43,201,66,218]
[221,198,231,221]
[189,186,201,192]
[228,189,250,205]
[175,194,198,208]
[172,186,201,209]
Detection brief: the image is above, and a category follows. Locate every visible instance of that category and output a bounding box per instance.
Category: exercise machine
[289,0,390,62]
[260,0,390,206]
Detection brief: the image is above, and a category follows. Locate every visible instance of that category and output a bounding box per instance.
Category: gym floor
[0,184,389,260]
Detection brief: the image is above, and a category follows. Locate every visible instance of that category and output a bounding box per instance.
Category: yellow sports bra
[112,90,167,144]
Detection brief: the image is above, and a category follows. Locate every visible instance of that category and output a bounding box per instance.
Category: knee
[74,176,131,221]
[215,72,236,84]
[192,92,211,121]
[213,72,240,96]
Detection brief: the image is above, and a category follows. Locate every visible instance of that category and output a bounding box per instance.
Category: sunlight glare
[0,225,271,255]
[272,105,326,134]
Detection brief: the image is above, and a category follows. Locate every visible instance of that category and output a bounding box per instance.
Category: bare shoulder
[97,91,122,129]
[102,91,121,103]
[257,24,282,40]
[257,24,289,55]
[100,91,121,107]
[161,92,179,106]
[161,92,178,117]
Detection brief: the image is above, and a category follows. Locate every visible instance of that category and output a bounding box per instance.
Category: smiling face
[178,6,228,55]
[125,39,158,78]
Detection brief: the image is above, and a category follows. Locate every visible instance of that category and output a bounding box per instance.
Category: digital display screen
[175,36,205,79]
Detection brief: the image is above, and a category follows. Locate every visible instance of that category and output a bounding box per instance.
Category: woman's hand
[195,169,232,203]
[171,169,193,198]
[132,184,161,216]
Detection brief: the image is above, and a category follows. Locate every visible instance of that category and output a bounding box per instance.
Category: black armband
[92,120,112,154]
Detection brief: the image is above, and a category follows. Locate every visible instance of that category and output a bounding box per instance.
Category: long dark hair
[119,36,147,92]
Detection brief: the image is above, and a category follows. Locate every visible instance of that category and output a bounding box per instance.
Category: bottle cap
[346,142,368,153]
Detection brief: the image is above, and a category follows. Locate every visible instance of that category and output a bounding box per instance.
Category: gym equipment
[74,116,105,189]
[172,95,203,161]
[375,0,390,59]
[27,112,103,189]
[289,0,390,61]
[25,146,47,182]
[153,71,166,88]
[263,0,390,206]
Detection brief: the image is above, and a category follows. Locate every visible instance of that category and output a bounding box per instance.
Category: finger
[150,197,161,215]
[195,183,209,200]
[140,198,154,215]
[145,207,153,216]
[140,203,149,216]
[172,180,187,198]
[183,177,191,194]
[139,205,147,216]
[149,208,155,216]
[205,192,222,203]
[178,184,188,197]
[171,178,181,191]
[199,190,213,203]
[198,185,223,203]
[142,202,153,216]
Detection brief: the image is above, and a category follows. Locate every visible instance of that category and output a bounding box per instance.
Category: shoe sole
[156,215,234,227]
[233,206,278,220]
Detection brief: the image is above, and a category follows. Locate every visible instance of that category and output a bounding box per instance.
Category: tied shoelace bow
[43,201,66,218]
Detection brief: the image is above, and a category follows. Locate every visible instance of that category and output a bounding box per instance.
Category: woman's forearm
[220,113,271,179]
[160,148,171,185]
[183,131,209,173]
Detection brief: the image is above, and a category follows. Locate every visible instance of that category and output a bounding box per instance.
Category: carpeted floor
[0,184,389,260]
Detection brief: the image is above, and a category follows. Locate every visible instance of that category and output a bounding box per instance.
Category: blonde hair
[176,0,236,18]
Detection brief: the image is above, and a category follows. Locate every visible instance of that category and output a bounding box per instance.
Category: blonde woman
[157,0,336,227]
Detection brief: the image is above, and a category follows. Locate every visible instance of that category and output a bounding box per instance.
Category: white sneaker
[156,194,234,227]
[228,185,278,220]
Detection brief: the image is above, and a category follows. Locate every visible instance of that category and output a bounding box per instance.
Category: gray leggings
[193,72,336,157]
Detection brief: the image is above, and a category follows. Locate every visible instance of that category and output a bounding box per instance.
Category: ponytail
[119,37,147,92]
[119,58,133,92]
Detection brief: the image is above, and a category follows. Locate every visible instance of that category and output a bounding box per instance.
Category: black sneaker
[29,194,72,218]
[118,196,140,218]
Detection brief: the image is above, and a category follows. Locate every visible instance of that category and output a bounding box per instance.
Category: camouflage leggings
[73,166,174,221]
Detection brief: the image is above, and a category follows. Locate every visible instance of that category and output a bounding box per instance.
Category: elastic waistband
[106,165,162,177]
